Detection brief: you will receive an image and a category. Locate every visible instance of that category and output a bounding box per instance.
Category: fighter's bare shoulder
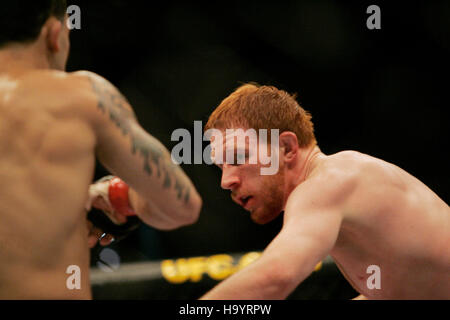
[26,69,112,95]
[286,150,394,219]
[285,151,359,215]
[15,69,95,104]
[69,70,135,117]
[321,150,396,187]
[17,70,131,129]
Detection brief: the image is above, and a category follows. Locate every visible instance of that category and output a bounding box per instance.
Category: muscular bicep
[264,174,354,281]
[81,72,195,215]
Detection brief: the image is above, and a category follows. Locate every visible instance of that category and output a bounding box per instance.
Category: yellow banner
[161,252,322,284]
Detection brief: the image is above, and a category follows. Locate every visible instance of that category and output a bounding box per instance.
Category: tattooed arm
[74,71,202,230]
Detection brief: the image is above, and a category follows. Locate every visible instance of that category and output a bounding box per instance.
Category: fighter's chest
[330,242,402,299]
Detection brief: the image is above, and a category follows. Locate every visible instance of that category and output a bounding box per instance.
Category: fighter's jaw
[231,194,281,223]
[249,208,282,225]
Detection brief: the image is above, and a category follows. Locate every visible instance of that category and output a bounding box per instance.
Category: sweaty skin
[0,69,201,299]
[202,136,449,299]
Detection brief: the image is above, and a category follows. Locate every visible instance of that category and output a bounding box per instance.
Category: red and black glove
[86,176,141,242]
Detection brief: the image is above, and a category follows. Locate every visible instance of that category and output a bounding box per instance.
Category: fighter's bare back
[0,70,97,298]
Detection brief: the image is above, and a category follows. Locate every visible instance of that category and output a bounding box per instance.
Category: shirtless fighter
[201,83,449,299]
[0,1,202,299]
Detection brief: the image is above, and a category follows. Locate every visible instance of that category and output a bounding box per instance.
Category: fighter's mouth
[240,196,253,208]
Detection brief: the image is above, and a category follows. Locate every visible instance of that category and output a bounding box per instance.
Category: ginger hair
[205,83,316,147]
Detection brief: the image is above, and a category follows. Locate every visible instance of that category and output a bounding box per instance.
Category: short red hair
[205,83,316,147]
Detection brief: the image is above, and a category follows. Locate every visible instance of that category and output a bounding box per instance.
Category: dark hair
[0,1,67,48]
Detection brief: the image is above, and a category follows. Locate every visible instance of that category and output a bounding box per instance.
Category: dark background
[66,1,449,264]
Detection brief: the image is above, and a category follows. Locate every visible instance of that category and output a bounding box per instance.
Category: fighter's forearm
[200,256,308,300]
[85,71,202,226]
[87,173,201,231]
[128,184,201,230]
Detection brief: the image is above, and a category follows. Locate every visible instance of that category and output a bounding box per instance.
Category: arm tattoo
[88,75,191,204]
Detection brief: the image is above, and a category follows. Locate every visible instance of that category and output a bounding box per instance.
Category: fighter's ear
[44,17,63,52]
[279,131,299,164]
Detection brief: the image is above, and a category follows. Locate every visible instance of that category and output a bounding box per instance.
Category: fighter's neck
[302,146,324,180]
[288,145,324,191]
[281,146,323,211]
[0,46,50,74]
